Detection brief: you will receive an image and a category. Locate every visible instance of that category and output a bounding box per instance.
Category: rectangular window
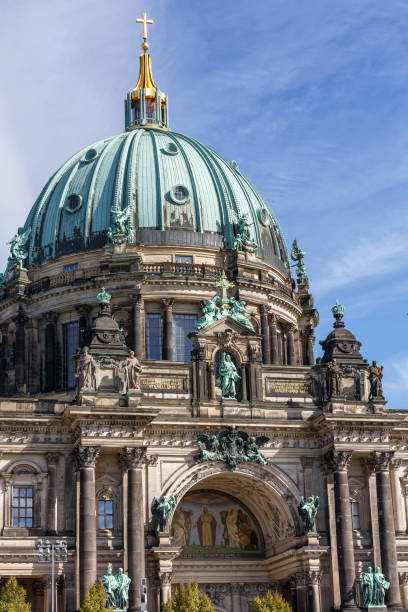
[12,487,33,528]
[64,263,78,272]
[146,314,162,360]
[63,322,79,389]
[351,501,360,530]
[173,314,197,361]
[97,500,113,529]
[175,255,192,265]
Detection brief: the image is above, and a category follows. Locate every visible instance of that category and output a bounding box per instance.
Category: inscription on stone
[141,376,186,392]
[266,379,311,396]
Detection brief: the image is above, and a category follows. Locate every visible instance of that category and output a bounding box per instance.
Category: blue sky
[1,0,407,408]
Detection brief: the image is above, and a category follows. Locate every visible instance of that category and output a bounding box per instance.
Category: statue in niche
[8,228,31,269]
[229,297,255,331]
[233,212,257,253]
[369,361,384,400]
[195,296,221,330]
[216,352,241,399]
[124,351,142,390]
[360,566,389,607]
[74,347,97,393]
[151,495,176,532]
[297,495,319,533]
[326,358,342,397]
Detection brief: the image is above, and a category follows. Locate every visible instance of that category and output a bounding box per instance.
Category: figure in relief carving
[369,361,384,400]
[124,351,142,390]
[326,358,342,397]
[74,347,97,393]
[297,495,319,533]
[216,352,241,399]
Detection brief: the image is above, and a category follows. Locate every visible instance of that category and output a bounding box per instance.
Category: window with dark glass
[98,500,113,529]
[350,501,360,530]
[146,98,156,122]
[12,487,33,527]
[146,314,162,360]
[173,314,197,361]
[175,255,193,265]
[63,321,79,389]
[64,263,78,272]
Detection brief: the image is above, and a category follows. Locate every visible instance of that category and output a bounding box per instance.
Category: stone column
[26,317,40,394]
[401,478,408,533]
[120,447,146,612]
[73,445,100,606]
[390,458,405,535]
[260,305,271,364]
[46,452,59,535]
[133,294,144,359]
[44,576,52,612]
[160,571,172,605]
[33,579,44,612]
[400,573,408,610]
[307,571,321,612]
[231,583,241,611]
[291,572,308,612]
[0,324,8,396]
[64,574,76,612]
[373,451,404,610]
[287,324,296,365]
[361,458,381,567]
[162,299,174,361]
[270,314,279,364]
[305,325,315,365]
[325,450,359,611]
[14,307,26,393]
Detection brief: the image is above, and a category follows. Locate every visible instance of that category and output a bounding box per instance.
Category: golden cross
[136,12,154,41]
[215,271,235,302]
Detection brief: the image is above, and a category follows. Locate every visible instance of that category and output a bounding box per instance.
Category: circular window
[161,142,179,156]
[169,185,190,205]
[257,207,270,226]
[84,148,98,162]
[65,194,83,213]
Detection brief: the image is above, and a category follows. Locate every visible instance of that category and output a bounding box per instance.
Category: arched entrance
[151,462,321,612]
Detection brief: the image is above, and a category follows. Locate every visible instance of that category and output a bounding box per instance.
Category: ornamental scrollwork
[195,425,269,471]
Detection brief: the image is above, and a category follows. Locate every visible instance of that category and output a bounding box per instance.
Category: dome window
[169,185,190,205]
[257,207,270,227]
[65,194,83,213]
[83,148,98,162]
[161,142,179,156]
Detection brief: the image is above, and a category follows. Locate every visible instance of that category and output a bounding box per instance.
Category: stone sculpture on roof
[8,228,31,269]
[195,426,269,471]
[233,212,257,253]
[291,238,308,286]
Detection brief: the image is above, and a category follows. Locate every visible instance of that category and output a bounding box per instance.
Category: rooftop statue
[101,566,131,611]
[8,228,31,269]
[151,495,176,533]
[216,352,241,399]
[108,203,135,245]
[369,361,384,400]
[196,426,269,472]
[291,239,307,286]
[195,296,222,331]
[74,347,97,395]
[326,358,343,398]
[229,297,255,332]
[360,566,389,608]
[233,212,257,253]
[297,495,319,533]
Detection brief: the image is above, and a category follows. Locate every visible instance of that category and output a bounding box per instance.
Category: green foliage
[162,581,214,612]
[0,576,31,612]
[250,590,292,612]
[80,582,113,612]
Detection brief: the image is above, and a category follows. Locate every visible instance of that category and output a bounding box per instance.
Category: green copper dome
[21,128,290,274]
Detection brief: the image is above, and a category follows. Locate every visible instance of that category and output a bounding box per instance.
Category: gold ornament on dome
[136,11,154,51]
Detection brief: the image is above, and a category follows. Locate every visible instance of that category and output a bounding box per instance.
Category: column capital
[360,457,376,476]
[307,570,321,586]
[72,445,100,469]
[159,571,172,587]
[147,454,159,467]
[231,583,242,594]
[131,292,143,305]
[373,450,394,472]
[325,449,352,472]
[46,452,60,465]
[260,303,270,316]
[162,298,174,310]
[120,446,146,470]
[270,313,277,325]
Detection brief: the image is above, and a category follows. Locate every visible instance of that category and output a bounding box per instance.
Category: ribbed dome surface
[23,128,289,274]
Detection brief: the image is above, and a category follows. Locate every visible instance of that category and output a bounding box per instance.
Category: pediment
[193,315,260,337]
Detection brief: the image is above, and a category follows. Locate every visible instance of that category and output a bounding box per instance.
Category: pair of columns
[73,445,146,611]
[260,306,307,366]
[327,450,404,611]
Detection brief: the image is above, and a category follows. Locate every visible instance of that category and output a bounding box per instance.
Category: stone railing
[141,262,223,279]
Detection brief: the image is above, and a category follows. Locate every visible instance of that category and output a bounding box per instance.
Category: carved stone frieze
[72,445,100,469]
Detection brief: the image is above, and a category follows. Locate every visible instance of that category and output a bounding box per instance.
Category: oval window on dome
[161,142,179,156]
[169,185,190,205]
[84,148,98,162]
[257,207,270,227]
[65,194,83,213]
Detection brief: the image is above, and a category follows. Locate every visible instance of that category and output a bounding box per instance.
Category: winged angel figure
[196,426,269,471]
[151,495,176,532]
[297,495,319,533]
[8,228,31,268]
